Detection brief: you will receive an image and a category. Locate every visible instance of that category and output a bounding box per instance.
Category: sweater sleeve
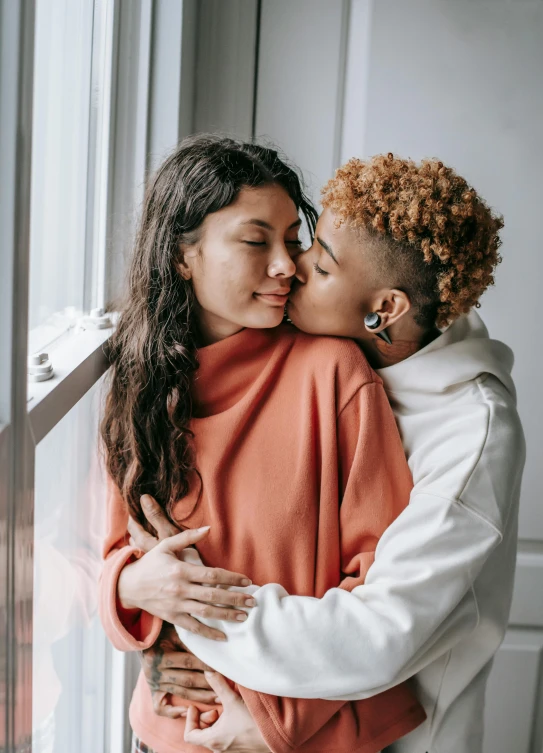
[98,475,163,651]
[235,382,419,753]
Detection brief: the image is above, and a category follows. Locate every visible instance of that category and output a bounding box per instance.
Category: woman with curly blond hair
[131,153,525,753]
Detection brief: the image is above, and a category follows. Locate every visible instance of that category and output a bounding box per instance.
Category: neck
[357,321,440,369]
[195,306,244,347]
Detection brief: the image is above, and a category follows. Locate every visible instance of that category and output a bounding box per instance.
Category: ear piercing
[364,312,392,345]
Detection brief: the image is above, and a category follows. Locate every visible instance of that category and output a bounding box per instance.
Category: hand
[140,623,222,719]
[128,494,182,552]
[117,524,255,640]
[184,672,270,752]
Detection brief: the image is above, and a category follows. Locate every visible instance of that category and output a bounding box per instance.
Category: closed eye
[243,241,266,246]
[313,262,329,276]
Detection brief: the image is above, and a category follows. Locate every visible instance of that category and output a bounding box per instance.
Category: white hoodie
[177,311,525,753]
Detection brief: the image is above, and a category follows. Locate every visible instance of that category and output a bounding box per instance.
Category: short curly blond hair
[321,153,503,328]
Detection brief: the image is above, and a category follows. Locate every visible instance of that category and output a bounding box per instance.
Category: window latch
[28,353,54,382]
[80,307,113,330]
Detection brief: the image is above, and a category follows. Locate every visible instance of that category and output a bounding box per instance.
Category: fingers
[184,705,201,736]
[127,516,158,553]
[203,671,238,704]
[199,709,220,726]
[151,691,187,719]
[184,706,216,741]
[159,650,211,673]
[140,495,180,540]
[188,584,256,611]
[188,563,252,589]
[155,668,213,691]
[160,527,212,555]
[175,614,226,642]
[156,684,218,703]
[181,599,248,624]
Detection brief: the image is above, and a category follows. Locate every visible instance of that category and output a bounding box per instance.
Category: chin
[246,307,286,329]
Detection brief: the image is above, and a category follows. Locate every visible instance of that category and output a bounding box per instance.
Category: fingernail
[245,598,256,607]
[197,526,211,533]
[214,697,221,703]
[241,579,252,586]
[204,671,214,678]
[236,613,248,622]
[178,706,187,712]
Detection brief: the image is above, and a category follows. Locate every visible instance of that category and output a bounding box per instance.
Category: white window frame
[1,1,192,751]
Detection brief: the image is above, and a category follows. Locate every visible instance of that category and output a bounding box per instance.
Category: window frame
[0,0,192,750]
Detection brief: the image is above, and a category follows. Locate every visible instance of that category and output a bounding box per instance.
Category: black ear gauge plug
[364,312,393,345]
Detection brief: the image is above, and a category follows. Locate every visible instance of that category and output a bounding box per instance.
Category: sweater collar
[192,326,281,417]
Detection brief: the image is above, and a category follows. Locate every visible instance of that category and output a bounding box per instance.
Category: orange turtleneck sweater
[98,325,425,753]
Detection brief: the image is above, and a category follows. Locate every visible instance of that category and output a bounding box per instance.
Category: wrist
[117,561,140,612]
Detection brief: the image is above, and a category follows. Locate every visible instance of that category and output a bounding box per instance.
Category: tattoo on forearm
[149,644,164,691]
[141,621,185,693]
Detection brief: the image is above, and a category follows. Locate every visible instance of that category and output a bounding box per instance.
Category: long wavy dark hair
[101,134,317,528]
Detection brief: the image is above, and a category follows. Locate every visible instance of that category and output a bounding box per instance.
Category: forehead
[317,208,369,261]
[206,184,300,229]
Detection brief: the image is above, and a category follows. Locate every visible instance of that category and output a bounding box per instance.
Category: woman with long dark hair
[98,135,425,753]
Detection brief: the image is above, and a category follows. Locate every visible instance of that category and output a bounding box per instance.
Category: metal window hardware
[79,307,112,330]
[27,352,54,382]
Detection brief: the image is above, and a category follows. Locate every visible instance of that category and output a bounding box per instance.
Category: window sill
[27,322,114,444]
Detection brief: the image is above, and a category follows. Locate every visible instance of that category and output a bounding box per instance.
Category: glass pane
[28,0,95,353]
[33,377,110,753]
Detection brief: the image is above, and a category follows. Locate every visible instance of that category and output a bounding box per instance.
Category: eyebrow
[240,218,302,231]
[317,235,339,265]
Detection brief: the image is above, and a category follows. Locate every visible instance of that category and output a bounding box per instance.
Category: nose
[267,244,297,279]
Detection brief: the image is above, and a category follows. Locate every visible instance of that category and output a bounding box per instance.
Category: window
[1,0,177,750]
[2,0,201,747]
[28,0,114,357]
[32,378,108,753]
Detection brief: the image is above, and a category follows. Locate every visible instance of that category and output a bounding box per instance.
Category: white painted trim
[90,0,117,311]
[133,0,153,209]
[106,0,155,307]
[340,0,374,163]
[509,550,543,628]
[0,1,36,749]
[333,0,351,171]
[27,325,113,445]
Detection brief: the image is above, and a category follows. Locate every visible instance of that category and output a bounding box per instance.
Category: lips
[254,288,291,306]
[255,291,290,306]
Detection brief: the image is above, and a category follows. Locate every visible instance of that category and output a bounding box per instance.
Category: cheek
[293,278,360,335]
[193,255,254,308]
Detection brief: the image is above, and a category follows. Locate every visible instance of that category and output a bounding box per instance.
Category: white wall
[255,0,350,202]
[341,0,543,541]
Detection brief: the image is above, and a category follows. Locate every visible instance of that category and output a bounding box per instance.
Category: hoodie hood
[377,311,516,400]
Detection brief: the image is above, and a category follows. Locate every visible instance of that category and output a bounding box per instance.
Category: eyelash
[243,240,303,248]
[313,262,328,276]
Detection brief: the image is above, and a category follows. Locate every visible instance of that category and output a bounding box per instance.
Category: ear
[372,289,411,329]
[177,242,199,281]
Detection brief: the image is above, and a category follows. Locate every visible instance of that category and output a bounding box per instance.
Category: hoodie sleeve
[98,475,163,651]
[175,386,524,702]
[181,382,423,753]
